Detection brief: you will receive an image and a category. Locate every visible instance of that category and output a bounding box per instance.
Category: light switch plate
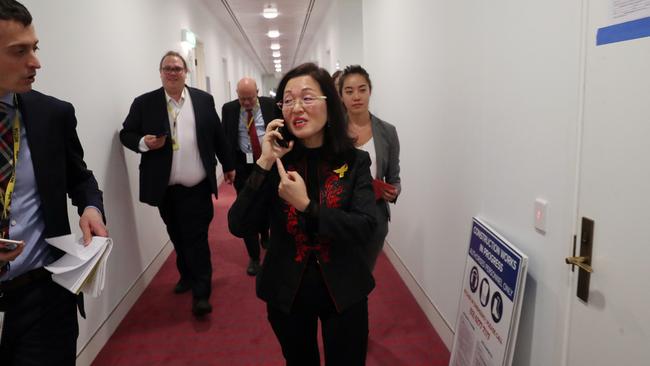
[534,198,548,233]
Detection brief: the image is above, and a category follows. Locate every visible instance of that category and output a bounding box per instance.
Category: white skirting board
[383,241,454,350]
[76,241,174,366]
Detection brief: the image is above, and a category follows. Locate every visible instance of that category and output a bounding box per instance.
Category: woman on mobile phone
[228,62,377,365]
[339,65,402,271]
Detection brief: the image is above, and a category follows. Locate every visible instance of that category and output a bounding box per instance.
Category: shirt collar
[165,87,186,105]
[0,92,15,107]
[240,100,260,114]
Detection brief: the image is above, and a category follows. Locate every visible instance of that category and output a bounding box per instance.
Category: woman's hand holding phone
[258,119,293,170]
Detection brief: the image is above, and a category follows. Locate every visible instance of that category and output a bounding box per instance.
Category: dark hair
[159,50,188,71]
[275,62,354,157]
[331,69,343,91]
[0,0,32,26]
[338,65,372,95]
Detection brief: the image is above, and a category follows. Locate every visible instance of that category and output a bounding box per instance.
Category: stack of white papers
[44,235,113,297]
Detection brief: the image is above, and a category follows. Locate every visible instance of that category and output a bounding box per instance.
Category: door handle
[567,217,594,302]
[565,256,593,273]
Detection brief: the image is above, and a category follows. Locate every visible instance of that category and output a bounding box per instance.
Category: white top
[165,88,206,187]
[357,137,376,179]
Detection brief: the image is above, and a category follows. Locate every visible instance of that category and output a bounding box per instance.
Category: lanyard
[247,115,255,130]
[244,105,259,130]
[167,99,183,150]
[0,110,22,222]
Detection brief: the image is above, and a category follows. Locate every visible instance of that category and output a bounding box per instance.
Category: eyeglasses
[161,66,185,74]
[277,95,327,110]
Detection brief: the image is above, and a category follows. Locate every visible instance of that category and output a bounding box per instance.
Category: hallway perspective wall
[360,1,582,365]
[300,0,364,72]
[21,0,262,363]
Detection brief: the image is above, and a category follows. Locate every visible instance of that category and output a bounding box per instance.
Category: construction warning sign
[449,217,528,366]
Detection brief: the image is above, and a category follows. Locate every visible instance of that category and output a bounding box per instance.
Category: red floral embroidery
[322,170,343,209]
[285,160,347,263]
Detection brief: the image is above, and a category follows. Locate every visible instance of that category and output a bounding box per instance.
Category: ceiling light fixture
[273,59,282,64]
[272,51,281,58]
[270,43,281,50]
[267,30,280,38]
[262,5,278,19]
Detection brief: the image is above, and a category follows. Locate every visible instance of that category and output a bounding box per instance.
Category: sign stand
[449,217,528,366]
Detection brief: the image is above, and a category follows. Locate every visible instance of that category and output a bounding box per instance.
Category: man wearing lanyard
[221,77,277,276]
[0,1,108,364]
[120,51,235,317]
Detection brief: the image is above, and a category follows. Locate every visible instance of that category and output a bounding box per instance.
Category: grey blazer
[370,113,401,219]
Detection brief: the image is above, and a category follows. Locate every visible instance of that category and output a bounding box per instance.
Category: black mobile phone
[276,126,294,148]
[156,132,168,138]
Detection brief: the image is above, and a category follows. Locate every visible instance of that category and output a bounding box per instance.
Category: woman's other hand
[276,158,310,211]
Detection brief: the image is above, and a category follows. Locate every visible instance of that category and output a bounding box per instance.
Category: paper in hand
[372,179,396,200]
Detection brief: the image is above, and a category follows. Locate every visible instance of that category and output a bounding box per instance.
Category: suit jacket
[119,86,234,206]
[17,90,104,238]
[221,96,278,189]
[228,147,377,313]
[370,113,401,219]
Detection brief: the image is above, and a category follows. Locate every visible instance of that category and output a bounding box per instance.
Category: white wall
[21,0,262,362]
[353,1,583,365]
[299,0,364,73]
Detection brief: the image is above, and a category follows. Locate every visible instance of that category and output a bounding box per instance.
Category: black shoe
[173,279,191,294]
[192,298,212,317]
[246,259,261,276]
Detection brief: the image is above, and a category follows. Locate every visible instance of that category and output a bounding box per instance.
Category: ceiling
[203,0,333,75]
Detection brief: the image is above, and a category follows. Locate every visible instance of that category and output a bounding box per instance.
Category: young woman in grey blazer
[339,65,402,270]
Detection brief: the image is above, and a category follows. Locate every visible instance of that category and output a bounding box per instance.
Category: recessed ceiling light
[273,59,282,64]
[262,5,278,19]
[270,43,280,50]
[267,30,280,38]
[272,51,281,58]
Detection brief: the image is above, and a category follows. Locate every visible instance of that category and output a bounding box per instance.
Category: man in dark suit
[0,1,108,364]
[221,77,277,275]
[120,51,235,317]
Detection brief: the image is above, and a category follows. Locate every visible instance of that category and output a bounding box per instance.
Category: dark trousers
[267,261,369,366]
[159,180,214,299]
[0,276,78,366]
[234,168,268,261]
[243,232,267,261]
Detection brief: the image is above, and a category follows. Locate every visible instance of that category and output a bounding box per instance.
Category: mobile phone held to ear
[276,126,294,148]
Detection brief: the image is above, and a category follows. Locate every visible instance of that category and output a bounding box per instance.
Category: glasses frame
[277,95,327,110]
[161,66,186,74]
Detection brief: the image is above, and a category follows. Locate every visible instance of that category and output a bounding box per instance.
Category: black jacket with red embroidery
[228,146,377,313]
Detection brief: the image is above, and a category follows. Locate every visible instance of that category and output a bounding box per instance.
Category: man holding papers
[0,1,108,365]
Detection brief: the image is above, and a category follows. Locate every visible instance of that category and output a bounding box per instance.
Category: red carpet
[92,184,449,365]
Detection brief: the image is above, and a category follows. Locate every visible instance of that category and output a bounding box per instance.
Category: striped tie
[0,102,12,275]
[0,102,14,187]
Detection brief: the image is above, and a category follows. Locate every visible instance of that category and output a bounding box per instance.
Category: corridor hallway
[92,183,449,365]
